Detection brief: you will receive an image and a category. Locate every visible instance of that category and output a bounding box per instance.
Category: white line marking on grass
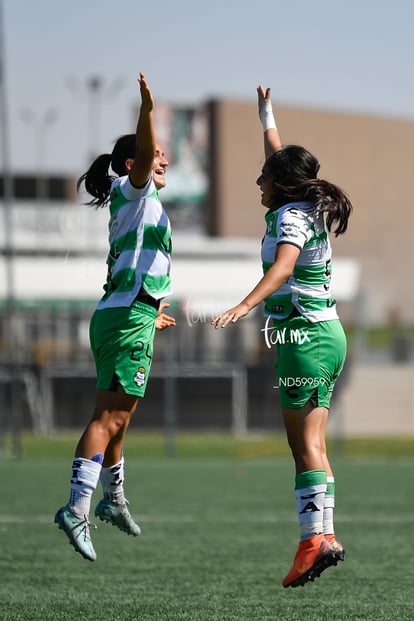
[1,514,414,525]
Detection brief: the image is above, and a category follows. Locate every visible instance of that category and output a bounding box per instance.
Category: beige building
[207,100,414,325]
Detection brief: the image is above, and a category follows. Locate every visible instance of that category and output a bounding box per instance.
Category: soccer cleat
[282,533,342,588]
[54,505,97,562]
[325,534,346,561]
[94,499,141,536]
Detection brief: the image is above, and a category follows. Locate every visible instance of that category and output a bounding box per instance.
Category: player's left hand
[211,302,250,329]
[155,303,176,330]
[138,72,154,113]
[257,85,272,116]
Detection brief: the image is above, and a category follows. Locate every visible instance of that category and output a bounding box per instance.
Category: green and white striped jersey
[261,202,338,322]
[96,174,172,310]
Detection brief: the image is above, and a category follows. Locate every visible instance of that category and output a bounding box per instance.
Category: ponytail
[77,134,136,208]
[77,153,113,208]
[265,146,353,236]
[302,179,353,236]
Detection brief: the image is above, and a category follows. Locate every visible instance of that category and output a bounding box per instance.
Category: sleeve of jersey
[117,174,155,200]
[276,207,312,250]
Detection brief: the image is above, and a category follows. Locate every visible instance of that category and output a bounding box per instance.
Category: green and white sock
[323,475,335,536]
[69,457,102,519]
[295,470,327,541]
[100,456,126,505]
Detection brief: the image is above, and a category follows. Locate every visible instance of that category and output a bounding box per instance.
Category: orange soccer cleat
[282,533,342,588]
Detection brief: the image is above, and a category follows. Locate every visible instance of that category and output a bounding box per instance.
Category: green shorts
[89,301,158,397]
[273,315,347,409]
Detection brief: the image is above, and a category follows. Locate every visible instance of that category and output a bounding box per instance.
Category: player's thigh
[90,302,157,397]
[275,317,346,409]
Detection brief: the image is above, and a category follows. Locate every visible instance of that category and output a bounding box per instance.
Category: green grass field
[1,433,414,620]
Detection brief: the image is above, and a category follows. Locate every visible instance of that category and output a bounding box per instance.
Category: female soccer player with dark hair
[212,86,352,588]
[55,73,175,561]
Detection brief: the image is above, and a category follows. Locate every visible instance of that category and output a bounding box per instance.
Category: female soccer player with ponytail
[55,73,175,561]
[212,85,352,588]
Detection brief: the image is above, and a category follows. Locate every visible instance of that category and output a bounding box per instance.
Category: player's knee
[90,410,130,439]
[106,411,130,437]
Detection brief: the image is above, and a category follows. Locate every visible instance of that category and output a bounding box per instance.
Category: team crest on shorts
[134,367,146,387]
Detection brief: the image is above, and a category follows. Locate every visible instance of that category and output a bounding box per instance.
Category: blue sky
[1,0,413,175]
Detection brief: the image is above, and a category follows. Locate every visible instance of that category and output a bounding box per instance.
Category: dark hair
[265,145,352,236]
[77,134,136,207]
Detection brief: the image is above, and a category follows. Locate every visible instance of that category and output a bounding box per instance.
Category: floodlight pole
[0,0,22,458]
[87,76,102,163]
[66,75,126,165]
[20,107,58,203]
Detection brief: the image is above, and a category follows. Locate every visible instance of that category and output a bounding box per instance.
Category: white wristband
[259,99,277,131]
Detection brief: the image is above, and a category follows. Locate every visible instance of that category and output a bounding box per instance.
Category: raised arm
[257,85,282,159]
[128,72,157,188]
